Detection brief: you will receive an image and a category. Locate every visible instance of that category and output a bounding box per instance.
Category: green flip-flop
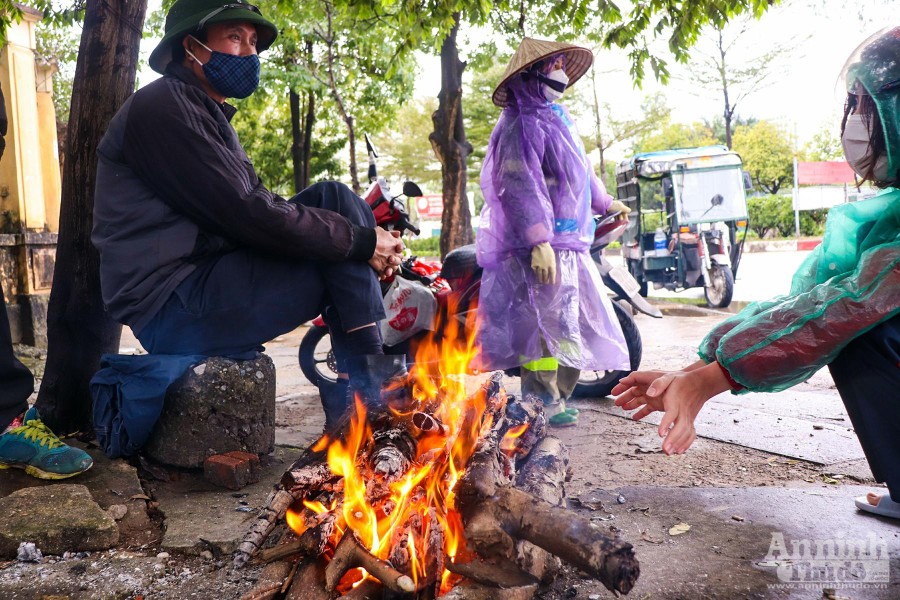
[548,411,578,427]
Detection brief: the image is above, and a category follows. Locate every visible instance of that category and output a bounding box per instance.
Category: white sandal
[854,494,900,519]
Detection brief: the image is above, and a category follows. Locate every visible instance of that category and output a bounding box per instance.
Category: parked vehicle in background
[616,146,751,308]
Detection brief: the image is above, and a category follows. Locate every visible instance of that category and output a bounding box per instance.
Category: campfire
[235,307,639,599]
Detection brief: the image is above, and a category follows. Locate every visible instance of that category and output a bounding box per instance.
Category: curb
[647,300,731,318]
[604,238,822,256]
[744,238,822,253]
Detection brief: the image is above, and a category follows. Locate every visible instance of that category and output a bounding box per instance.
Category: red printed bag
[380,276,437,346]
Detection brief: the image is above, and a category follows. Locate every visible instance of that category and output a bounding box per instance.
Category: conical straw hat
[492,37,594,107]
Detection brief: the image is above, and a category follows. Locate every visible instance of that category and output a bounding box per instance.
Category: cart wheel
[572,302,642,398]
[704,264,734,308]
[299,324,339,390]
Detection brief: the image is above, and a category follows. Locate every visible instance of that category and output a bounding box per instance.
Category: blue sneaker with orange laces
[0,407,93,479]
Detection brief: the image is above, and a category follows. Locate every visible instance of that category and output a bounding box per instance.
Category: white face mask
[541,69,569,101]
[842,113,890,181]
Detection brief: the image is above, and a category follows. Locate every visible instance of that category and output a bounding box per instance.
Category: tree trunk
[302,90,315,188]
[717,28,734,150]
[429,14,473,259]
[290,89,315,193]
[35,0,147,432]
[290,88,303,193]
[321,7,359,194]
[291,41,316,194]
[590,65,606,176]
[345,115,359,193]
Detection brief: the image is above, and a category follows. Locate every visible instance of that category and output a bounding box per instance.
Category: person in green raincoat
[612,27,900,519]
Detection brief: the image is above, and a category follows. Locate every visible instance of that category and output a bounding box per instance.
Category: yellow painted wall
[0,11,60,234]
[0,53,18,230]
[36,82,60,232]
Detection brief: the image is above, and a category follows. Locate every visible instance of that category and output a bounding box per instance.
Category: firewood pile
[234,369,639,600]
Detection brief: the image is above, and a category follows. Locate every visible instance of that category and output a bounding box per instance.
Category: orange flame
[500,423,529,457]
[285,506,307,536]
[289,295,493,592]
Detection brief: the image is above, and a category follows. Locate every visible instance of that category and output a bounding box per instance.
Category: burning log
[515,436,568,506]
[470,486,639,595]
[341,579,383,599]
[257,508,342,564]
[234,489,296,569]
[457,432,639,595]
[235,444,337,569]
[501,396,546,459]
[239,559,293,600]
[324,532,416,594]
[285,559,329,600]
[423,508,444,595]
[440,581,539,600]
[445,555,538,588]
[513,436,567,581]
[412,411,449,436]
[371,426,418,480]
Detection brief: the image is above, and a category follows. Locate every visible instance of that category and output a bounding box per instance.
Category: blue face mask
[187,36,260,99]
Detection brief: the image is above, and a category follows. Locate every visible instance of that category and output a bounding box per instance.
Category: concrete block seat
[143,354,276,468]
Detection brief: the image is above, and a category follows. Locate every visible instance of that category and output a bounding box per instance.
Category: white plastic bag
[381,276,437,346]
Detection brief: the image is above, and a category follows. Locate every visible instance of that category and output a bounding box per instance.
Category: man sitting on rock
[92,0,405,436]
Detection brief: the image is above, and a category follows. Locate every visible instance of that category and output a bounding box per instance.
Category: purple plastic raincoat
[474,75,629,371]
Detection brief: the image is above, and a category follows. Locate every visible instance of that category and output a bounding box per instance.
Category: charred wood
[460,506,516,560]
[236,442,340,568]
[234,489,296,568]
[502,396,546,459]
[371,426,417,480]
[324,532,415,594]
[438,581,539,600]
[239,560,292,600]
[341,578,383,599]
[412,411,449,436]
[284,559,329,600]
[513,436,568,581]
[492,486,639,595]
[444,556,538,588]
[256,509,341,564]
[456,424,638,594]
[422,508,444,597]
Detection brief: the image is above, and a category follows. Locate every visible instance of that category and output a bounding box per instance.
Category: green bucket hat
[149,0,278,74]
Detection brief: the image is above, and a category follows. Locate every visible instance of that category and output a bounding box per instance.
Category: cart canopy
[618,146,748,224]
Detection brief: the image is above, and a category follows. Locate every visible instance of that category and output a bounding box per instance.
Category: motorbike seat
[441,244,482,282]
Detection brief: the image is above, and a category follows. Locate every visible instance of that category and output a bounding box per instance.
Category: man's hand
[607,200,632,222]
[612,362,734,455]
[530,242,556,284]
[369,228,404,279]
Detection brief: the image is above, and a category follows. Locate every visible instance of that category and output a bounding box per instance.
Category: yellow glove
[530,242,556,284]
[607,200,632,221]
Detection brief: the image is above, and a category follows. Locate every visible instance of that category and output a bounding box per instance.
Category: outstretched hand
[612,362,734,455]
[369,228,404,280]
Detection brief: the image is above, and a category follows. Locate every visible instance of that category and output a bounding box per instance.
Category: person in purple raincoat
[475,38,631,427]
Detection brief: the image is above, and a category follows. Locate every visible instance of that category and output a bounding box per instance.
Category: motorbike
[299,136,656,398]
